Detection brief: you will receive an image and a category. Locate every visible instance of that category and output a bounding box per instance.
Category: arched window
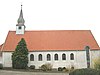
[54,54,58,60]
[85,46,90,68]
[62,53,66,60]
[30,54,34,61]
[38,54,42,61]
[47,54,51,61]
[70,53,74,60]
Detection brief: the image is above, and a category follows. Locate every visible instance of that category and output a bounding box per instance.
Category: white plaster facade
[2,50,100,69]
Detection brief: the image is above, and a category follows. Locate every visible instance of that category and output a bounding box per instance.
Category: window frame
[38,54,42,61]
[30,54,34,61]
[62,53,66,60]
[54,54,58,60]
[47,54,51,61]
[70,53,74,60]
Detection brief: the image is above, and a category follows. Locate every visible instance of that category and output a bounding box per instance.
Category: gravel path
[0,70,69,75]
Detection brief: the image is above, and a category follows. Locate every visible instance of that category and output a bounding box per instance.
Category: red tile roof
[2,30,100,51]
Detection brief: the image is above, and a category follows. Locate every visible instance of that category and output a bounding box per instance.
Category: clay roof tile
[2,30,100,51]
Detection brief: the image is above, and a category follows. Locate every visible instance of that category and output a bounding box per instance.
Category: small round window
[18,26,22,29]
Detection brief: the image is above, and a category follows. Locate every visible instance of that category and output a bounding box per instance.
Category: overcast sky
[0,0,100,46]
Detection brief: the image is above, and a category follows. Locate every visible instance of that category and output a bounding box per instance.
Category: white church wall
[3,50,98,69]
[75,51,87,69]
[2,52,12,67]
[28,50,87,69]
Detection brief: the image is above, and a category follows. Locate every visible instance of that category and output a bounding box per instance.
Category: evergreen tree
[12,38,28,69]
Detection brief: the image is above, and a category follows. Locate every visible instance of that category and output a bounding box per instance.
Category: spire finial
[21,4,22,9]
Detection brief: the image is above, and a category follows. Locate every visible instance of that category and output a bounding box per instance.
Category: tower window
[18,26,22,29]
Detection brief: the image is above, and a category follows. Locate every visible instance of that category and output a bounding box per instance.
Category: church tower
[16,5,25,34]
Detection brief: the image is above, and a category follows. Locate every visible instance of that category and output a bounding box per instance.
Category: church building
[0,6,100,69]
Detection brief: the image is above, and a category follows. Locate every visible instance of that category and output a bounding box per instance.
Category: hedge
[69,68,100,75]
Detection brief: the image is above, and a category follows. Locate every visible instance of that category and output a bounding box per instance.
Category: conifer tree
[12,38,28,69]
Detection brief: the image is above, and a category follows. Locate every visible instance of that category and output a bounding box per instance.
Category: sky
[0,0,100,46]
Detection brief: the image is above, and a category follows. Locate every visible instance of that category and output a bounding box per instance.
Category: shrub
[58,67,63,71]
[62,67,66,71]
[0,64,3,69]
[41,64,47,71]
[65,68,70,72]
[30,65,35,69]
[62,67,70,72]
[69,68,100,75]
[45,63,52,70]
[40,63,52,71]
[71,66,74,70]
[94,58,100,70]
[63,67,66,69]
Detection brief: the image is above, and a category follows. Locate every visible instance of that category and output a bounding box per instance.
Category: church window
[54,54,58,60]
[85,46,90,68]
[47,54,51,61]
[18,26,22,29]
[38,54,42,61]
[30,54,34,61]
[62,53,66,60]
[70,53,74,60]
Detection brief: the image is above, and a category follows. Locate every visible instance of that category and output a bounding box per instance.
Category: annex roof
[2,30,100,51]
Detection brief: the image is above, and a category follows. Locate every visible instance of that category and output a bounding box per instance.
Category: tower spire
[16,5,25,34]
[17,5,25,25]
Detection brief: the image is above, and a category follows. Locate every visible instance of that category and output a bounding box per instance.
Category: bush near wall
[29,65,35,69]
[40,63,53,71]
[69,68,100,75]
[94,58,100,70]
[0,64,3,69]
[58,67,74,72]
[58,67,63,71]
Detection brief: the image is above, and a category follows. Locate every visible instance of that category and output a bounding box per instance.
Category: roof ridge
[9,30,91,32]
